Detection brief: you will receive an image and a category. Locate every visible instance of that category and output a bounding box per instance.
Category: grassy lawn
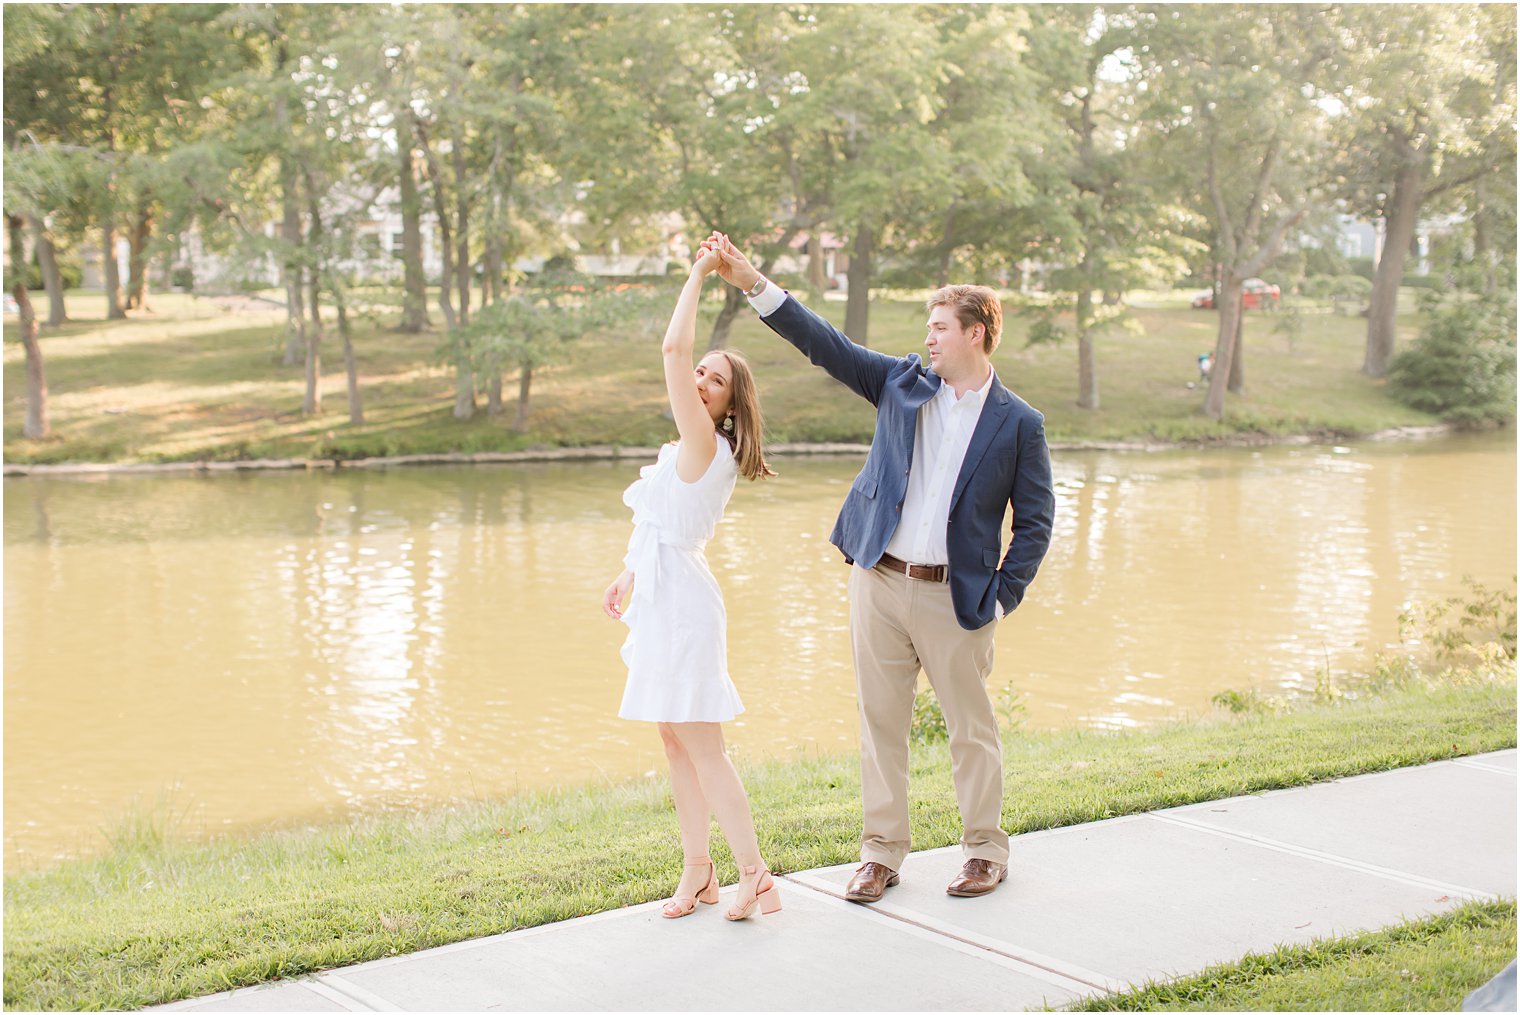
[4,677,1512,1011]
[2,288,1438,465]
[1070,899,1516,1012]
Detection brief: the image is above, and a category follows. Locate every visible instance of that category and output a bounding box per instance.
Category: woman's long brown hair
[715,349,775,481]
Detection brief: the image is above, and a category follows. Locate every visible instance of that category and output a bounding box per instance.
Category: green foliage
[1300,274,1373,300]
[1399,576,1518,664]
[910,683,1026,744]
[1387,291,1517,425]
[451,271,667,384]
[1209,688,1272,716]
[1213,578,1518,718]
[4,258,82,293]
[1023,308,1071,348]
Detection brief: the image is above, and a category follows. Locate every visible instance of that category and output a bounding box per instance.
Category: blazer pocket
[983,547,1001,568]
[852,475,879,499]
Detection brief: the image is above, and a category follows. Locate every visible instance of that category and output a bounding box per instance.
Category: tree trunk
[844,223,873,345]
[807,232,827,299]
[1204,281,1244,420]
[126,201,152,311]
[487,372,503,415]
[704,282,746,352]
[1363,156,1423,377]
[1472,177,1495,294]
[1076,283,1097,410]
[1227,304,1245,394]
[302,177,324,416]
[397,119,429,333]
[28,214,67,326]
[274,50,305,365]
[303,279,322,415]
[279,158,305,365]
[101,102,126,320]
[514,364,532,432]
[484,229,502,307]
[9,215,48,438]
[414,117,472,419]
[102,218,126,320]
[333,281,363,425]
[453,134,470,327]
[482,143,504,306]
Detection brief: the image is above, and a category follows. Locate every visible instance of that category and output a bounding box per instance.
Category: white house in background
[149,194,691,291]
[1335,212,1465,275]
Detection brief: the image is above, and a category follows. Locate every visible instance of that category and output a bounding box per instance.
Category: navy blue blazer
[761,294,1055,630]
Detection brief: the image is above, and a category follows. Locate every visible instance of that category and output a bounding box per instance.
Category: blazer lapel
[949,378,1015,511]
[907,355,941,409]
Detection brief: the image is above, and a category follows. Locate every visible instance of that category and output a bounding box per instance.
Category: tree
[1388,290,1516,425]
[565,6,805,352]
[781,6,951,345]
[460,271,657,433]
[3,4,77,327]
[6,212,48,438]
[1335,5,1518,377]
[1024,5,1199,410]
[1136,5,1335,420]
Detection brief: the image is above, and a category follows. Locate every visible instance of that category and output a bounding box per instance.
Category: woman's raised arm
[662,248,722,482]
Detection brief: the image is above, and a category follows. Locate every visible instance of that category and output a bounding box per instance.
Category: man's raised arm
[704,232,897,406]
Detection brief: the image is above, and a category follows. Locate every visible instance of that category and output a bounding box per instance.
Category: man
[703,233,1054,902]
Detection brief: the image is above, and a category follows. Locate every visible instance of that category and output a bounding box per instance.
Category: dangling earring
[722,414,735,434]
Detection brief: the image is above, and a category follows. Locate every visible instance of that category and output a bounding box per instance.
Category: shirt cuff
[747,278,787,317]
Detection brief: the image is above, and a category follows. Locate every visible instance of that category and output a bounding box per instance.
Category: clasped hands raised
[695,232,763,293]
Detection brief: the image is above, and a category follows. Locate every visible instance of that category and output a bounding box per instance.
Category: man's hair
[926,285,1002,355]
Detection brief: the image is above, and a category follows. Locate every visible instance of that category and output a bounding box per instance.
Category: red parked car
[1191,278,1281,310]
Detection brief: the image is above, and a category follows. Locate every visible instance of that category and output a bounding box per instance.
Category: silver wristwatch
[744,276,769,299]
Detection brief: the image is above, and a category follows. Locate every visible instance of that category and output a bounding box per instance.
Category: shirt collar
[936,365,995,407]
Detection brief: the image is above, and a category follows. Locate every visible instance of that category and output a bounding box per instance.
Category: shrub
[1301,274,1373,300]
[1388,292,1516,425]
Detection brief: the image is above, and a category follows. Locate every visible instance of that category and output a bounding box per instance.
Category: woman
[601,244,780,922]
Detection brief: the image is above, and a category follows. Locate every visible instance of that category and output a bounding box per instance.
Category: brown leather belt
[877,553,948,583]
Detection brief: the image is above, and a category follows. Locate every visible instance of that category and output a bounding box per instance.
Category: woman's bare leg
[658,722,717,900]
[667,721,762,871]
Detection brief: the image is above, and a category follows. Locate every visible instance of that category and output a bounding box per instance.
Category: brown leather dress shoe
[946,858,1008,897]
[844,861,900,903]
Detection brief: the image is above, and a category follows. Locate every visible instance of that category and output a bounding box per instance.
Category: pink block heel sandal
[662,858,720,919]
[725,864,782,921]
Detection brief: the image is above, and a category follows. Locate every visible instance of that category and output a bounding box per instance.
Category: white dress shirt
[882,367,992,566]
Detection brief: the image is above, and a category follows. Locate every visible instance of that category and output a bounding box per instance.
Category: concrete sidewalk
[159,750,1516,1012]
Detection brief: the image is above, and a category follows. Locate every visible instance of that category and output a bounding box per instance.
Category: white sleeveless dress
[618,439,745,723]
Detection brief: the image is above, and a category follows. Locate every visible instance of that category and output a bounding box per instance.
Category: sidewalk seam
[1451,759,1516,776]
[781,871,1117,997]
[311,974,404,1012]
[1148,814,1499,899]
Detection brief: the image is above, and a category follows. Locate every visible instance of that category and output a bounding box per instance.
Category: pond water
[4,431,1514,869]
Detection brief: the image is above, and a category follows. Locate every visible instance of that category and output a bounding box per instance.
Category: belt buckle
[908,561,945,583]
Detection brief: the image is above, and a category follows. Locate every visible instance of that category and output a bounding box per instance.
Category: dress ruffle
[615,442,744,723]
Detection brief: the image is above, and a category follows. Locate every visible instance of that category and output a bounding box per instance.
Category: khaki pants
[848,562,1008,871]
